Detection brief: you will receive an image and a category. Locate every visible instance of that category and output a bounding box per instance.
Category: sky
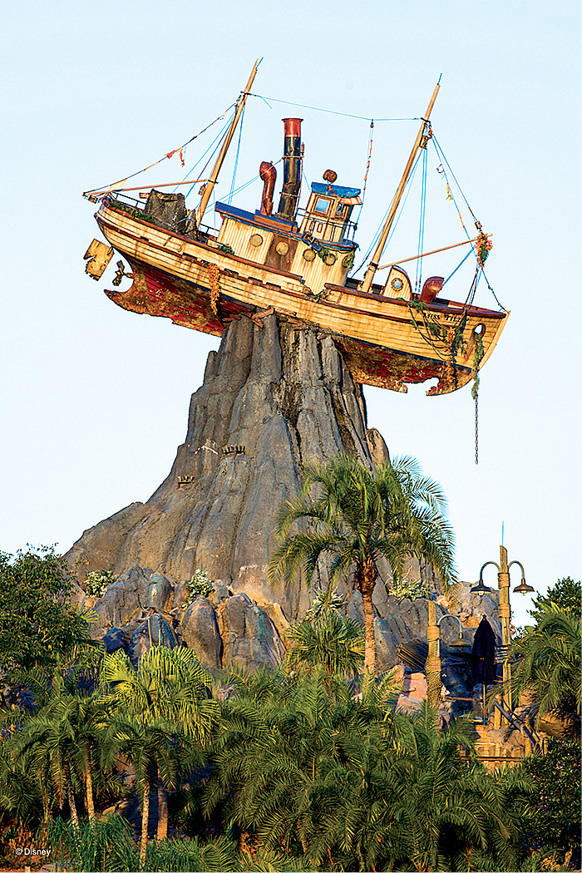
[1,0,580,627]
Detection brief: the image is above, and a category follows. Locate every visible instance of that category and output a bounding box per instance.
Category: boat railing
[295,207,358,245]
[105,192,219,241]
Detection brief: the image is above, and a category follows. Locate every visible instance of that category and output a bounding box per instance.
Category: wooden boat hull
[96,200,509,395]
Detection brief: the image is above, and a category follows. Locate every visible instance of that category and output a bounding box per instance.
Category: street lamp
[470,545,534,726]
[426,604,471,710]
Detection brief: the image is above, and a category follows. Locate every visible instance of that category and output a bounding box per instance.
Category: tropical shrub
[84,570,118,598]
[183,569,215,608]
[516,738,581,868]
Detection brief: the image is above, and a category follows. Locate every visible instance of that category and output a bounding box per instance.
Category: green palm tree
[269,454,456,671]
[505,603,581,728]
[13,707,82,826]
[285,604,365,677]
[100,645,219,842]
[106,714,187,867]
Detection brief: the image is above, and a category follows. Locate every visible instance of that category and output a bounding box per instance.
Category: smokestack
[277,118,303,222]
[259,161,277,215]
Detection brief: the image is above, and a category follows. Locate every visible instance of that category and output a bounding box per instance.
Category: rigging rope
[83,104,236,195]
[355,120,374,225]
[249,92,421,123]
[227,103,246,203]
[415,148,428,293]
[352,151,423,276]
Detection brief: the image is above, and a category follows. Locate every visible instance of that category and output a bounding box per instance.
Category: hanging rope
[415,148,428,293]
[352,151,423,276]
[471,331,485,465]
[355,120,375,225]
[227,103,246,203]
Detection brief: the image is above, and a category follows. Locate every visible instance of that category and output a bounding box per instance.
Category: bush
[85,570,118,598]
[517,738,581,867]
[183,570,214,608]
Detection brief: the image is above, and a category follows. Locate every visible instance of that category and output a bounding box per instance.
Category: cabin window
[314,197,331,214]
[335,202,347,217]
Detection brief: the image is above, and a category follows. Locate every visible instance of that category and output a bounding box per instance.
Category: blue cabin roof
[311,182,361,198]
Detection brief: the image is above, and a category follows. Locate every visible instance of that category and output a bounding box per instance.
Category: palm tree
[285,599,364,678]
[505,603,581,730]
[100,645,219,841]
[106,714,187,867]
[269,454,456,671]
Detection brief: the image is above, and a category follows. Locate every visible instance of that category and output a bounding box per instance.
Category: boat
[83,61,508,396]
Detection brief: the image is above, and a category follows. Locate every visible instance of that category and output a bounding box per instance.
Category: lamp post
[426,602,471,710]
[471,545,534,727]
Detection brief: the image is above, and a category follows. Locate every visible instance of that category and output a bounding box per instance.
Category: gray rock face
[180,596,223,669]
[66,315,391,619]
[217,593,286,670]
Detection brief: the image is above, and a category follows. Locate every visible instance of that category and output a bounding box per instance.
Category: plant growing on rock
[84,570,118,598]
[183,569,215,608]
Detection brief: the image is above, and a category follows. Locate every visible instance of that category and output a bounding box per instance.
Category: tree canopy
[0,547,96,673]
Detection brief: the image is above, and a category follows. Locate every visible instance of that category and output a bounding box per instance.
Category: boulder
[180,596,222,669]
[217,592,285,670]
[127,614,178,665]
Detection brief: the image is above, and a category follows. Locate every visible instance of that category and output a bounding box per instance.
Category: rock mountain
[66,313,498,672]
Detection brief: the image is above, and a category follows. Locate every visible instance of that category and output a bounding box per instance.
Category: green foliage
[84,570,118,598]
[0,547,97,673]
[269,453,456,671]
[204,666,529,871]
[183,569,215,608]
[516,738,581,867]
[506,603,581,727]
[390,575,428,601]
[529,577,581,622]
[285,608,364,677]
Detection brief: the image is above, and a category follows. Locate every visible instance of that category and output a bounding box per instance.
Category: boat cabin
[298,181,361,246]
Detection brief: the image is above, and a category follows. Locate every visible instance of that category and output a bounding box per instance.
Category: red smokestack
[277,117,303,222]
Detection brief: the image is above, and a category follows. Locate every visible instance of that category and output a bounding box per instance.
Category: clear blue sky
[1,0,580,626]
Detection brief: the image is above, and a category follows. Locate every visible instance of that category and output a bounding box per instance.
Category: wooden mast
[195,59,260,228]
[359,78,441,294]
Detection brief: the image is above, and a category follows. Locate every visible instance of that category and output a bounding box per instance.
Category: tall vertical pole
[496,544,512,726]
[426,600,442,712]
[359,79,441,294]
[195,60,260,228]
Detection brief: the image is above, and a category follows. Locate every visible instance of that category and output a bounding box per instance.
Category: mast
[194,59,260,228]
[359,78,441,294]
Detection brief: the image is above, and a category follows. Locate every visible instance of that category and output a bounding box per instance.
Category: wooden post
[359,79,441,294]
[496,544,512,727]
[426,600,442,711]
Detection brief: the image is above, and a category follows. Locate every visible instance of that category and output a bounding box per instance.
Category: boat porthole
[276,240,289,255]
[391,277,404,292]
[474,323,485,336]
[249,233,263,247]
[303,248,316,262]
[342,254,352,268]
[324,252,337,266]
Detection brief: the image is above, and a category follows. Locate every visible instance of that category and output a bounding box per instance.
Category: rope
[352,151,423,276]
[249,92,421,123]
[227,103,246,203]
[415,148,428,293]
[84,104,236,195]
[355,120,374,225]
[475,392,479,465]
